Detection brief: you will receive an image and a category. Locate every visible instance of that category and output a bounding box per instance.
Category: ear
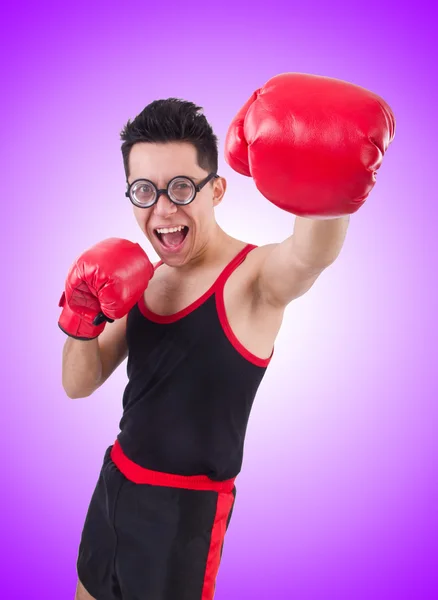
[212,176,227,207]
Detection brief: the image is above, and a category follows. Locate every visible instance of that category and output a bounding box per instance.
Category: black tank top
[117,244,273,481]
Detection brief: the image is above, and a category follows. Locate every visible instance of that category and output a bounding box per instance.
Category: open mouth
[154,225,189,251]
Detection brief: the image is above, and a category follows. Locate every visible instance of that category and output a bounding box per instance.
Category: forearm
[291,215,350,270]
[62,337,103,399]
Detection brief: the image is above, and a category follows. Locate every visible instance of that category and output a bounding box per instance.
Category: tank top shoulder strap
[151,243,256,295]
[153,259,164,271]
[214,243,257,291]
[154,244,256,278]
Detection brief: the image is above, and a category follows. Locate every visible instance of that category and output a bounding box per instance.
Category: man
[59,73,395,600]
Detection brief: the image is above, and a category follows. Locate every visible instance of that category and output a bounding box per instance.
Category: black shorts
[77,442,237,600]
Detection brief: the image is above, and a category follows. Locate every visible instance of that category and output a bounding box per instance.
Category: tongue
[161,231,185,247]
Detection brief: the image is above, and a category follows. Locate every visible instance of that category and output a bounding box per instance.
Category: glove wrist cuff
[58,293,106,340]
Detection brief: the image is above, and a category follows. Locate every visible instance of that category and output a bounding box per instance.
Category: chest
[140,254,280,362]
[144,268,226,316]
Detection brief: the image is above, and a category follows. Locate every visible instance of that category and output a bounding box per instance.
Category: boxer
[59,73,395,600]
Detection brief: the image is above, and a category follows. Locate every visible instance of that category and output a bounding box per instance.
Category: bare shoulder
[233,243,279,293]
[224,242,285,358]
[239,239,324,309]
[227,242,281,310]
[244,243,279,269]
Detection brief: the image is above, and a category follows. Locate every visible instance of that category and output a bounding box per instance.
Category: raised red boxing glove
[58,238,154,340]
[225,73,396,218]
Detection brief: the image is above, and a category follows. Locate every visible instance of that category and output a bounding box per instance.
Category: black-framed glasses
[126,172,219,208]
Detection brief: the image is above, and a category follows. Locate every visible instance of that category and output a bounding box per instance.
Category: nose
[153,192,178,217]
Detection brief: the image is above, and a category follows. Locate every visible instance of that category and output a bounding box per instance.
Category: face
[128,142,226,267]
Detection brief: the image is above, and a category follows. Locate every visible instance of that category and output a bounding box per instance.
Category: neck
[178,225,236,273]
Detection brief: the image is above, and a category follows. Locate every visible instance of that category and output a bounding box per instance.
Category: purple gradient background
[1,0,437,598]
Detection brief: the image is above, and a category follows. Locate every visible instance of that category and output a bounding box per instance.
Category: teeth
[156,225,186,234]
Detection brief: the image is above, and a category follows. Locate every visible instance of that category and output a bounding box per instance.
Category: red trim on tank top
[137,244,253,324]
[215,247,274,368]
[137,243,274,366]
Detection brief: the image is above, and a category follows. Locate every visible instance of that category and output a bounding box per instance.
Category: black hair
[120,98,218,179]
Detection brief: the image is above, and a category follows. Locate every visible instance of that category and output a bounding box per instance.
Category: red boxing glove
[225,73,396,218]
[58,238,154,340]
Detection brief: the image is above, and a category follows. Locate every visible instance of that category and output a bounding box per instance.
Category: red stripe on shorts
[201,490,235,600]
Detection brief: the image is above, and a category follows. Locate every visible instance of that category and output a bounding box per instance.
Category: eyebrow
[129,175,201,184]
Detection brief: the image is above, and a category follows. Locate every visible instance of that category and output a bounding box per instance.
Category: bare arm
[62,314,128,399]
[256,216,350,308]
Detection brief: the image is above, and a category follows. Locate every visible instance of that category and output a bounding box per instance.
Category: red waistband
[110,440,236,493]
